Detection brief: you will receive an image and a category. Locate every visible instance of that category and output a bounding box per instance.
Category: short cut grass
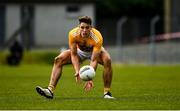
[0,64,180,109]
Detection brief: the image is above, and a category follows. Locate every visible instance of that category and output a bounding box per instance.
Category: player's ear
[89,25,92,29]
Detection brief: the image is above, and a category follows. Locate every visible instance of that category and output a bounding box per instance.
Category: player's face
[79,22,92,38]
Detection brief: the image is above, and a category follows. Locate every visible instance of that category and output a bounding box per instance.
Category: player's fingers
[84,81,93,91]
[89,80,94,87]
[75,75,83,84]
[74,73,79,77]
[86,84,92,91]
[84,82,88,91]
[76,77,80,83]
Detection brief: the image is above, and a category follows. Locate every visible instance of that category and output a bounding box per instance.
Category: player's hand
[84,80,94,91]
[74,72,81,84]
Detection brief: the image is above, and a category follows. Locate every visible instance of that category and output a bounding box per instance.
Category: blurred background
[0,0,180,64]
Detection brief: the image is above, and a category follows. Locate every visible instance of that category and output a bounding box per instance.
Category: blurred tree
[96,0,163,18]
[95,0,164,45]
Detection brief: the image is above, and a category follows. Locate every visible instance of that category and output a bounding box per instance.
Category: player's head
[78,16,92,38]
[79,16,92,25]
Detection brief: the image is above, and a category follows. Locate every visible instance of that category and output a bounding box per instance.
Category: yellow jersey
[69,27,103,52]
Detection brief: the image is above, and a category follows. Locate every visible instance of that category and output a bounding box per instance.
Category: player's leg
[48,49,72,92]
[36,49,72,99]
[97,48,114,99]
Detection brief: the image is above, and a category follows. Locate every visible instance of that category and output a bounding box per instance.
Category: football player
[36,16,114,99]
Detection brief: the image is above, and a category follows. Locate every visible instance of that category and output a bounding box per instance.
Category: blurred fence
[107,41,180,64]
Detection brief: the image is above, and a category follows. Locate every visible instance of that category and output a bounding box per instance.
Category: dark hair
[79,16,92,25]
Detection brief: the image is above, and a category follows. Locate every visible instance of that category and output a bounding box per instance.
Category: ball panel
[79,65,95,81]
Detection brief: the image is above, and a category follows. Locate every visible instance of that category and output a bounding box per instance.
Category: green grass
[0,64,180,110]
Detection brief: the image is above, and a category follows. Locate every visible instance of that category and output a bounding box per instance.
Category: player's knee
[54,56,64,65]
[104,56,112,66]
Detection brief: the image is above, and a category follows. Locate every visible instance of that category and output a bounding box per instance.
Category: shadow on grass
[53,96,119,100]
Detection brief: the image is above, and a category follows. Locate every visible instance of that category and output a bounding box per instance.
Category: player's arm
[90,38,103,71]
[84,38,102,91]
[84,48,101,91]
[70,42,80,75]
[90,51,100,71]
[69,34,80,82]
[90,29,103,70]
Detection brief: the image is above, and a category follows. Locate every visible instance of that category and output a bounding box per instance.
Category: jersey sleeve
[93,31,103,52]
[68,31,76,48]
[69,27,79,48]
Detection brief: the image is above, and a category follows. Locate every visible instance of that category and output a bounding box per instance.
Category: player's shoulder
[91,28,102,35]
[69,27,80,37]
[91,28,103,41]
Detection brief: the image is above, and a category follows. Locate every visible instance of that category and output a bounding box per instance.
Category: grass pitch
[0,64,180,110]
